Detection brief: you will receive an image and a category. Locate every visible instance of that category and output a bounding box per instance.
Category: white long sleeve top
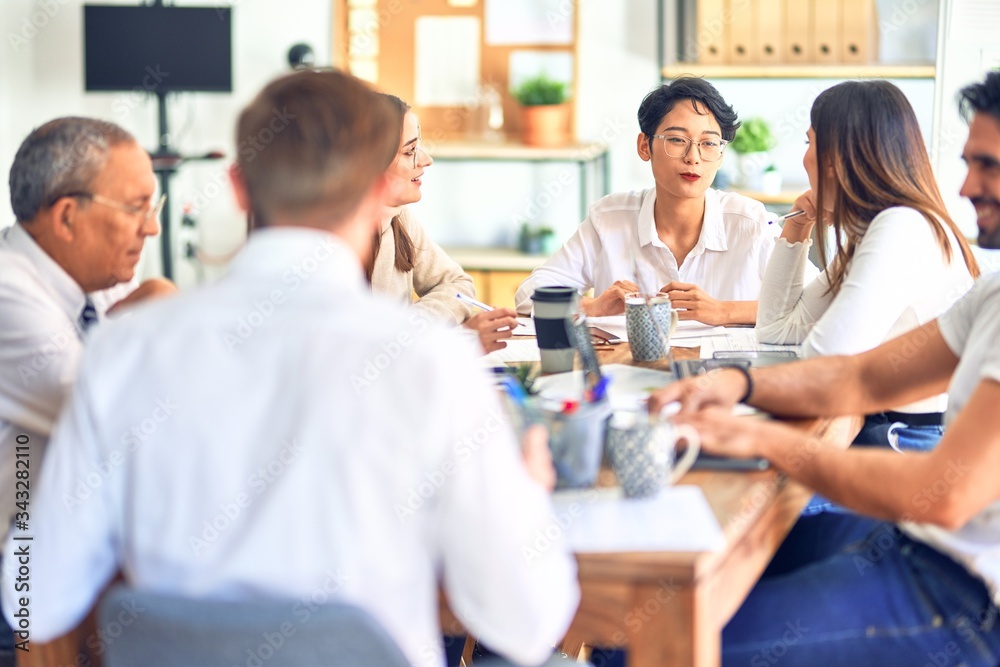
[1,228,579,667]
[755,206,975,413]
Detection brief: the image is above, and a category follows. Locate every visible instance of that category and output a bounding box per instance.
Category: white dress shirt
[755,207,974,413]
[514,188,783,314]
[1,228,579,667]
[0,223,130,557]
[902,271,1000,604]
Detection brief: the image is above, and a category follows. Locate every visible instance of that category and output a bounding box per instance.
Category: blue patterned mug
[624,293,678,362]
[606,412,700,498]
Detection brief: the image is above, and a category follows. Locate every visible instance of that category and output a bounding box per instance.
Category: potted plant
[512,74,570,147]
[729,117,776,191]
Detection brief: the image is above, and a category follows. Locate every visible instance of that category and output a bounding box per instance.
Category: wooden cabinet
[448,248,546,311]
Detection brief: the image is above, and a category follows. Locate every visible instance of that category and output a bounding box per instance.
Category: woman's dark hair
[368,93,415,279]
[637,77,740,146]
[811,80,979,293]
[959,70,1000,123]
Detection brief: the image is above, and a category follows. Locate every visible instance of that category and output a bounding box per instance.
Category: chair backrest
[98,585,411,667]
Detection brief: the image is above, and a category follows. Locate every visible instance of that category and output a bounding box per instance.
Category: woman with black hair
[515,77,801,325]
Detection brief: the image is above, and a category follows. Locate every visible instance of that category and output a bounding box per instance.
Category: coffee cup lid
[531,286,576,303]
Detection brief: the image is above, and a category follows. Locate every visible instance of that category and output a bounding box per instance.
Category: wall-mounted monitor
[84,5,233,93]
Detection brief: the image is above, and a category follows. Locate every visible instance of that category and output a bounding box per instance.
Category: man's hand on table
[648,367,751,415]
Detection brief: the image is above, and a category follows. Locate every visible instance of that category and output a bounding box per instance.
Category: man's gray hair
[9,117,136,222]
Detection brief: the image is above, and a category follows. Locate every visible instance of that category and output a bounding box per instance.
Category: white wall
[0,0,331,286]
[5,0,992,285]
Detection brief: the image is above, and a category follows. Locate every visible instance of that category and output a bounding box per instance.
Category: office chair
[99,585,410,667]
[99,585,588,667]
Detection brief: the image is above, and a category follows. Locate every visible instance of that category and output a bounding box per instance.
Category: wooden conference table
[441,342,862,667]
[19,342,860,667]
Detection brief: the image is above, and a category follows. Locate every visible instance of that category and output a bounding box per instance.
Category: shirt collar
[228,226,368,293]
[5,222,88,322]
[637,188,729,252]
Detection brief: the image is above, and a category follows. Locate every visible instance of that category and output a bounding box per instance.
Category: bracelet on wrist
[727,365,754,404]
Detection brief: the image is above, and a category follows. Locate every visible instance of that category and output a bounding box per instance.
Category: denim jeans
[803,415,945,516]
[724,517,1000,667]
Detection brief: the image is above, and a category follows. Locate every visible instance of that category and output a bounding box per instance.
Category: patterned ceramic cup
[606,412,700,498]
[624,293,678,362]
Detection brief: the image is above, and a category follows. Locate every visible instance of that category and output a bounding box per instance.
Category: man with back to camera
[642,71,1000,666]
[0,117,175,663]
[1,70,579,666]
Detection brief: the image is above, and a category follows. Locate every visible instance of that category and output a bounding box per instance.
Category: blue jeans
[724,516,1000,666]
[804,414,944,516]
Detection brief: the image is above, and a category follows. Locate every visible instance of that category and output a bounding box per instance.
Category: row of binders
[694,0,879,65]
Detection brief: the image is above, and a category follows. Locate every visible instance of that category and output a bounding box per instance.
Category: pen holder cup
[540,398,612,489]
[625,293,679,363]
[606,415,700,498]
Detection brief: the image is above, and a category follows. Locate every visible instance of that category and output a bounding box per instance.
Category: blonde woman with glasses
[515,77,809,325]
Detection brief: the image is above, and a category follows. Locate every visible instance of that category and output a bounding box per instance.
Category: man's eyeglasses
[651,135,728,162]
[51,192,167,222]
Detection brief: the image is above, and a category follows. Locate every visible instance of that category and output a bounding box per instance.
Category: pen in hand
[769,210,806,225]
[455,292,494,312]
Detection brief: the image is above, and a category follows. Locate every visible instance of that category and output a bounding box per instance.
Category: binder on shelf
[840,0,878,64]
[695,0,727,64]
[784,0,811,64]
[812,0,841,64]
[727,0,757,64]
[757,0,784,64]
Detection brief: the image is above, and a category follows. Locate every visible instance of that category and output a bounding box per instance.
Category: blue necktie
[78,297,98,337]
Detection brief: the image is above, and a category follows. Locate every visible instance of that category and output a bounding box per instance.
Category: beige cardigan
[371,207,475,325]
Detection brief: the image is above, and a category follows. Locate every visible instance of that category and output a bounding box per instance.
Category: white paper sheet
[551,486,725,553]
[414,16,480,107]
[513,317,535,336]
[584,315,727,342]
[483,338,540,363]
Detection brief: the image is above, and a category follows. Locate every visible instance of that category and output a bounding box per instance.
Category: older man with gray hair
[0,117,174,661]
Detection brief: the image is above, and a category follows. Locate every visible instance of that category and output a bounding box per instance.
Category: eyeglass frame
[650,134,729,162]
[49,192,167,222]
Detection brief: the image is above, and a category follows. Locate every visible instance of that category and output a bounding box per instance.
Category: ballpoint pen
[454,292,494,312]
[769,210,806,225]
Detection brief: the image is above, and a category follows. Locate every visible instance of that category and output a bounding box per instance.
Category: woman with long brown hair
[368,95,517,352]
[756,80,979,454]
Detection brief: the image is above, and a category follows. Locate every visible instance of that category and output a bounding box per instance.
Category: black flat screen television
[84,5,232,93]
